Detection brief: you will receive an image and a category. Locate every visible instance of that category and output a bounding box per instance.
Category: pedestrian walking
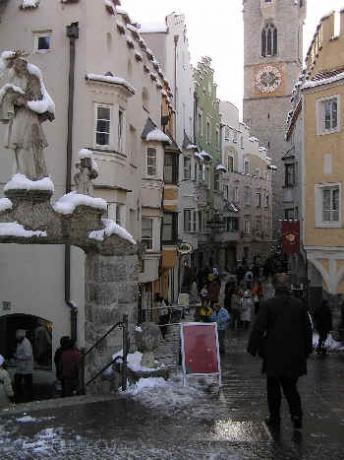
[211,303,230,354]
[0,354,15,410]
[14,329,34,403]
[60,339,81,397]
[252,280,263,315]
[241,290,254,328]
[247,273,313,430]
[207,273,221,307]
[313,300,333,355]
[230,288,242,329]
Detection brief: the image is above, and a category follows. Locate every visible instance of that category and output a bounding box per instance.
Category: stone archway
[0,186,138,386]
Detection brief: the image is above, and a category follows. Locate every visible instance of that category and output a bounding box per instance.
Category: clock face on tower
[255,66,282,93]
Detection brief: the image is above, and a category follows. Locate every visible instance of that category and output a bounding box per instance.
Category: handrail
[83,321,123,359]
[85,356,122,388]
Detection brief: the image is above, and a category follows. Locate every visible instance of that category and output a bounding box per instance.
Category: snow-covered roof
[89,218,136,245]
[85,73,136,95]
[53,192,107,215]
[249,136,259,143]
[4,174,54,192]
[268,165,277,171]
[216,164,227,173]
[303,71,344,90]
[0,222,46,238]
[146,128,171,144]
[139,22,168,34]
[258,147,267,153]
[199,151,212,161]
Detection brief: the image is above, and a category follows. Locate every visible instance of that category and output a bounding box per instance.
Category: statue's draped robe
[1,70,48,180]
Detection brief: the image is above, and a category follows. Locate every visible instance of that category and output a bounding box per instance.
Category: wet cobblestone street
[0,330,343,459]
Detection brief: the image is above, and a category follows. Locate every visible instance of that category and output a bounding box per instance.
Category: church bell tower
[243,0,306,237]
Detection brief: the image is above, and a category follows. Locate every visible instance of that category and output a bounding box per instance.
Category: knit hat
[0,354,4,367]
[16,329,26,339]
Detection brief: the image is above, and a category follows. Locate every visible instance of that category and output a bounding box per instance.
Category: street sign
[180,322,221,387]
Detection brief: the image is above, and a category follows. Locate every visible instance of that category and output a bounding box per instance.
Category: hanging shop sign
[178,242,193,255]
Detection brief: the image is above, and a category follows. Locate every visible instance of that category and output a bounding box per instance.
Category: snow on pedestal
[4,174,54,192]
[89,218,136,245]
[53,191,107,215]
[0,222,47,238]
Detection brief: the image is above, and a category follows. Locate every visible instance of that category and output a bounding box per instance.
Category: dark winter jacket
[313,303,333,334]
[247,291,313,378]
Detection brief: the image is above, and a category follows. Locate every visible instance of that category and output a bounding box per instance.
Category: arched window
[261,23,278,57]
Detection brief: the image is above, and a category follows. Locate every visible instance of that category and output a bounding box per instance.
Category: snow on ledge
[86,73,136,95]
[303,72,344,90]
[0,198,13,213]
[146,128,171,144]
[20,0,40,9]
[0,222,47,238]
[89,218,136,245]
[53,192,107,215]
[4,174,54,192]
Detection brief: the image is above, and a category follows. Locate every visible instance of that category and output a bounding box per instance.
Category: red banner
[281,220,300,255]
[181,323,219,375]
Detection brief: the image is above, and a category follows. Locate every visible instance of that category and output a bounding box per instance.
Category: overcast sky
[122,0,341,115]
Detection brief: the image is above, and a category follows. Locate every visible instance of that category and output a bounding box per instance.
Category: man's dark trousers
[267,376,302,422]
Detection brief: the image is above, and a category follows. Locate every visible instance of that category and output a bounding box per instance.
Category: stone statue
[0,51,55,180]
[74,150,99,195]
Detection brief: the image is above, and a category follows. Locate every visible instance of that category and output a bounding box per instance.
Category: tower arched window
[261,23,278,57]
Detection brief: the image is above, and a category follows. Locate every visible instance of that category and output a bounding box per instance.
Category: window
[233,186,239,203]
[225,216,239,232]
[214,172,220,191]
[216,129,220,148]
[256,192,262,208]
[318,97,339,134]
[240,136,244,149]
[141,218,153,250]
[265,194,270,208]
[262,22,277,57]
[95,105,111,146]
[147,148,157,177]
[244,217,251,234]
[198,112,203,136]
[162,212,178,244]
[206,121,211,143]
[183,156,192,180]
[285,163,295,187]
[227,156,234,172]
[233,131,238,144]
[198,211,204,233]
[164,153,178,184]
[224,126,230,140]
[184,209,197,233]
[322,186,340,223]
[224,185,229,200]
[244,187,251,206]
[118,108,124,152]
[244,160,250,174]
[34,32,51,52]
[255,217,262,233]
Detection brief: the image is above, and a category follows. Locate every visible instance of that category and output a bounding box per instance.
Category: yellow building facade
[303,12,344,295]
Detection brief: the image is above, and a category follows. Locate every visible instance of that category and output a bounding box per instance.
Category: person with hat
[14,329,34,402]
[0,354,14,410]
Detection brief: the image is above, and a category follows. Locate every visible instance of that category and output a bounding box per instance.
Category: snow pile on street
[112,350,161,372]
[21,0,40,8]
[0,198,12,212]
[4,174,54,192]
[53,191,107,215]
[127,377,169,395]
[16,415,38,423]
[89,218,136,245]
[21,428,64,456]
[313,333,344,351]
[0,222,47,238]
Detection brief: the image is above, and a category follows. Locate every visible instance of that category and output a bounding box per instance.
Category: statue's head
[1,50,28,73]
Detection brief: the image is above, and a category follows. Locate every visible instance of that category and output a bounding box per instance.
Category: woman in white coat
[241,291,254,328]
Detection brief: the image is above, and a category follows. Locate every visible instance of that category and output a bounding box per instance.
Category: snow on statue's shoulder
[89,218,136,245]
[53,191,107,215]
[4,174,54,192]
[0,198,13,213]
[26,63,55,116]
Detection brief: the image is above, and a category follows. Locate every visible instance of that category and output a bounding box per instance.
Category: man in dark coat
[313,300,333,355]
[247,273,313,430]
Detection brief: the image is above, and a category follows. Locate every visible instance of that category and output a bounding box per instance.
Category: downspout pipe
[65,22,79,342]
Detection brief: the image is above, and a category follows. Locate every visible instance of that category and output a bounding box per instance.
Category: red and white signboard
[180,322,221,386]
